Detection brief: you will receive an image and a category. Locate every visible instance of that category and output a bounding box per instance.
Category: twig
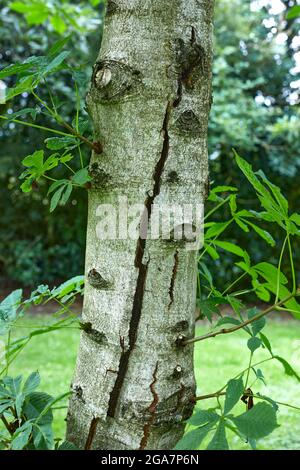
[184,291,299,346]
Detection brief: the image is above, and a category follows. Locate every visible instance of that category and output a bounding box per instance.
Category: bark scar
[107,102,172,419]
[139,362,159,450]
[168,250,179,308]
[84,417,100,450]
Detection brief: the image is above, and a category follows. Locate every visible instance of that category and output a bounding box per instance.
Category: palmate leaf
[175,422,215,450]
[10,422,32,450]
[274,356,300,382]
[189,409,219,426]
[231,402,279,440]
[247,336,262,353]
[206,419,229,450]
[0,289,22,335]
[197,297,227,322]
[23,371,41,395]
[58,440,78,450]
[50,275,84,300]
[234,151,289,228]
[247,307,266,336]
[32,422,54,450]
[224,378,244,415]
[45,136,77,150]
[23,391,53,425]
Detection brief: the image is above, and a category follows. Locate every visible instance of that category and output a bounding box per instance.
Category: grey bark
[66,0,214,450]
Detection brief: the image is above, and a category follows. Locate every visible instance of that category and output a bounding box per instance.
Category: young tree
[66,0,214,450]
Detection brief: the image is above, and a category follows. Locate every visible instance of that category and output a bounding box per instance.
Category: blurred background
[0,0,299,291]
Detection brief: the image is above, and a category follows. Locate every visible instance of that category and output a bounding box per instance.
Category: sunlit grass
[3,316,300,449]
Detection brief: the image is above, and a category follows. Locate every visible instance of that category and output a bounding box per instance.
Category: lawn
[3,315,300,450]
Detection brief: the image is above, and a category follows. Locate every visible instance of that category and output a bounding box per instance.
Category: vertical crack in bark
[168,250,179,308]
[139,362,159,450]
[84,417,100,450]
[107,103,171,419]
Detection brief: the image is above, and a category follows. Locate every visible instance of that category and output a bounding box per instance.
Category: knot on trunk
[91,60,142,103]
[174,109,203,136]
[88,162,111,188]
[88,269,113,290]
[106,0,118,17]
[176,28,207,89]
[80,321,108,345]
[166,171,180,184]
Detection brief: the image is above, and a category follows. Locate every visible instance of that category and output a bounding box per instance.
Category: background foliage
[0,0,299,287]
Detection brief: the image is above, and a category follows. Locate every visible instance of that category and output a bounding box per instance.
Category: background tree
[0,0,299,290]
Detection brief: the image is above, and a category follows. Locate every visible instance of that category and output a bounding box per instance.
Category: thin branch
[0,115,72,137]
[194,391,225,401]
[184,291,299,346]
[193,391,300,411]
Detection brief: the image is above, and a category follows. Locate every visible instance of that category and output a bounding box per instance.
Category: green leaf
[290,213,300,226]
[246,221,275,247]
[20,177,34,193]
[43,51,70,76]
[23,371,40,395]
[206,420,229,450]
[210,185,238,194]
[48,36,71,57]
[197,297,227,322]
[45,136,76,150]
[252,368,266,386]
[247,308,266,336]
[224,378,244,415]
[255,169,288,216]
[15,392,25,418]
[204,243,219,260]
[23,391,53,425]
[256,394,278,411]
[72,167,91,185]
[205,221,231,240]
[259,332,273,355]
[213,240,245,258]
[50,14,66,34]
[47,179,68,195]
[175,422,215,450]
[229,194,237,214]
[32,422,54,449]
[0,289,22,334]
[50,275,84,299]
[234,151,270,199]
[2,375,23,397]
[231,402,279,439]
[254,262,287,286]
[286,5,300,19]
[50,185,65,212]
[11,422,32,450]
[58,441,78,450]
[6,75,35,100]
[247,336,261,353]
[22,149,44,169]
[274,356,300,382]
[5,107,38,121]
[215,316,241,327]
[61,182,73,205]
[189,409,219,426]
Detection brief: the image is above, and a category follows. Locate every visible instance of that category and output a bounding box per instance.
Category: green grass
[3,316,300,449]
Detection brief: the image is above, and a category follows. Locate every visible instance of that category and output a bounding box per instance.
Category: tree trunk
[66,0,214,450]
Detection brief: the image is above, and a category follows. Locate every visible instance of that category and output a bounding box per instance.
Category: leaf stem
[184,291,299,345]
[0,115,73,137]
